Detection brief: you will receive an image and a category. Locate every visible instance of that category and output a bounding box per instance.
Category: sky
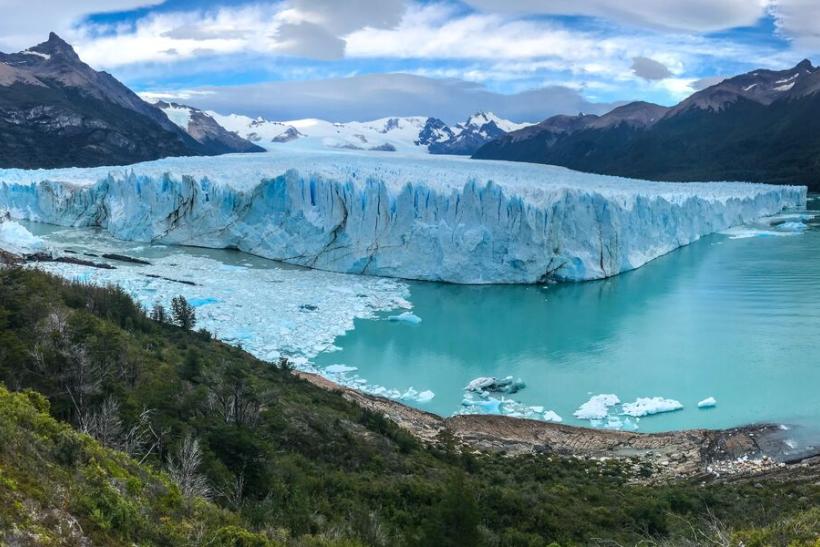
[1,0,819,122]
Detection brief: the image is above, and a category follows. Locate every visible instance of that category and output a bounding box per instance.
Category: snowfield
[0,149,806,284]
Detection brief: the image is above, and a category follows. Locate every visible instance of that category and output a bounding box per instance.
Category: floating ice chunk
[387,311,422,324]
[776,221,807,232]
[325,364,358,374]
[543,410,563,422]
[416,390,435,402]
[621,397,683,417]
[465,377,496,392]
[464,375,525,394]
[574,394,620,420]
[697,396,717,408]
[0,220,45,254]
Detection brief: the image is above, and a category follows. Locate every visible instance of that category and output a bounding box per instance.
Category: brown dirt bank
[297,372,820,484]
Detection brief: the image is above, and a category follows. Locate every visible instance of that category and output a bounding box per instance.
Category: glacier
[0,149,806,284]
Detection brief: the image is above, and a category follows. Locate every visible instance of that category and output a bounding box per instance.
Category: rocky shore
[298,372,820,484]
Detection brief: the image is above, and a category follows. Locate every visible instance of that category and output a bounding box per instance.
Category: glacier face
[0,150,807,284]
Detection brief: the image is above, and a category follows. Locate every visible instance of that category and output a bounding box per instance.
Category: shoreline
[297,371,820,483]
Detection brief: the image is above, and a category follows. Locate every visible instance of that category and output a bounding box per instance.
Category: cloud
[149,73,618,123]
[771,0,820,49]
[69,0,407,67]
[273,22,346,60]
[0,0,164,51]
[631,56,672,80]
[462,0,768,33]
[691,76,727,90]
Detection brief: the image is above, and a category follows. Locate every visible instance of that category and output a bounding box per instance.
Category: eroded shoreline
[298,371,820,483]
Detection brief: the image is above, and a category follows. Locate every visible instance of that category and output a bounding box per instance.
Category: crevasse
[0,151,806,284]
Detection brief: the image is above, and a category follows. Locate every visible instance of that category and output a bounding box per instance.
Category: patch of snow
[774,82,795,92]
[161,104,193,130]
[697,396,717,408]
[743,83,758,91]
[775,73,799,84]
[621,397,683,417]
[574,394,621,420]
[21,50,51,60]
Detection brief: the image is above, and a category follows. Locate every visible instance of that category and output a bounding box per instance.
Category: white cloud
[463,0,769,33]
[67,0,408,68]
[771,0,820,49]
[0,0,164,50]
[152,72,618,123]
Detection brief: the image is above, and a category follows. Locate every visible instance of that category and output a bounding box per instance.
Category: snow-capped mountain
[428,112,530,155]
[208,111,530,155]
[155,101,264,155]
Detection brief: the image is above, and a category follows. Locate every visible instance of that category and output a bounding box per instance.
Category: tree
[171,296,196,330]
[167,433,211,500]
[150,302,167,323]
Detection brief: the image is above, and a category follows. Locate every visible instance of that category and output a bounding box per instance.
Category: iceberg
[0,150,805,284]
[697,396,717,408]
[0,220,45,255]
[573,394,621,420]
[387,311,422,324]
[464,376,525,394]
[621,397,684,417]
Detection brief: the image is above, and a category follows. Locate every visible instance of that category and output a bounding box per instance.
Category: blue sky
[2,0,818,122]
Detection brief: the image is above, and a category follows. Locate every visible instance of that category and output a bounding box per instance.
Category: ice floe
[17,229,410,364]
[697,397,717,408]
[465,376,526,394]
[387,311,422,324]
[621,397,684,417]
[573,394,621,420]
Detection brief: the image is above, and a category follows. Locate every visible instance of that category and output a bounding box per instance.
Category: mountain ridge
[474,60,820,189]
[0,34,258,169]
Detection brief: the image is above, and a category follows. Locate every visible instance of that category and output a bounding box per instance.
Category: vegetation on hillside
[0,266,818,545]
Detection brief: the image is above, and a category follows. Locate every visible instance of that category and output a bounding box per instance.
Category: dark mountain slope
[475,61,820,189]
[0,33,208,169]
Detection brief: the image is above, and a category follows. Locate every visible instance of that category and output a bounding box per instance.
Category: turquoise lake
[315,201,820,438]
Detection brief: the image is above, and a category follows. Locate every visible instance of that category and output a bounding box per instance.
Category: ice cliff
[0,150,807,284]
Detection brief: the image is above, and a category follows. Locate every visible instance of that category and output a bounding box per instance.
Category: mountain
[155,101,265,154]
[474,60,820,189]
[208,110,530,155]
[0,33,211,169]
[428,112,530,155]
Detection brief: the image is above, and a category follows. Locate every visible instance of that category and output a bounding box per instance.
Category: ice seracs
[0,150,805,285]
[0,219,45,255]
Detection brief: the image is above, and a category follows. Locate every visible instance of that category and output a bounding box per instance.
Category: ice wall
[0,151,807,284]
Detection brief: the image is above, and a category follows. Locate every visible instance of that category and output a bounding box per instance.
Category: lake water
[314,201,820,438]
[19,199,820,446]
